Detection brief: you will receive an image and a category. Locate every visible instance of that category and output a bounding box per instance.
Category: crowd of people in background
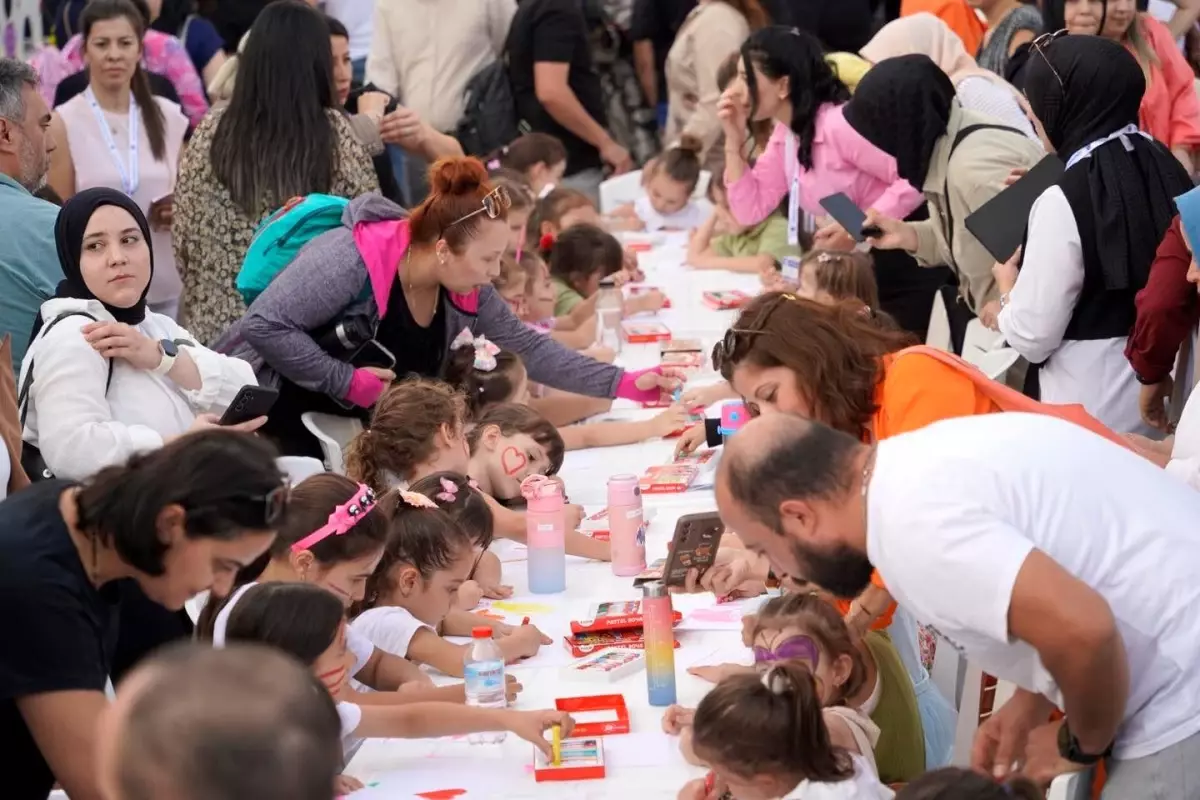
[2,0,1200,797]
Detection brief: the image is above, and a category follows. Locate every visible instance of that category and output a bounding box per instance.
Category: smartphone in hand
[219,386,280,426]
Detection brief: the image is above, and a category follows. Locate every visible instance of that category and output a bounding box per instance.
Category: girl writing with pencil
[350,491,551,676]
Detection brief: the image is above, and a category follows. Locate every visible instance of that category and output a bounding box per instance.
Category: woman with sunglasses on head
[0,429,289,800]
[219,156,679,459]
[846,54,1044,330]
[993,34,1191,435]
[719,26,951,339]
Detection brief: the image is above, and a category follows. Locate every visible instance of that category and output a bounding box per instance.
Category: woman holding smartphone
[47,0,189,320]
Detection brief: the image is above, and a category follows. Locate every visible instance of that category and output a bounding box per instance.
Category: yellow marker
[551,724,562,767]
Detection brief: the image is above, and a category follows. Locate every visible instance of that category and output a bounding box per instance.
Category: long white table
[344,238,764,797]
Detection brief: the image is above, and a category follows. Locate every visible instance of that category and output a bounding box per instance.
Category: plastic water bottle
[464,627,507,744]
[641,581,678,706]
[607,474,646,577]
[522,475,567,594]
[595,276,623,353]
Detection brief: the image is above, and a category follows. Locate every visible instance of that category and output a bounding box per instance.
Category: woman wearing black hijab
[993,34,1191,436]
[20,187,260,483]
[844,54,1044,328]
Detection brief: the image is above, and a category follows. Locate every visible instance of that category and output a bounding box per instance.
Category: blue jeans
[386,144,411,208]
[351,56,367,86]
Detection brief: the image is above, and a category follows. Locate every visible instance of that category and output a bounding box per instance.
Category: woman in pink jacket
[719,26,951,338]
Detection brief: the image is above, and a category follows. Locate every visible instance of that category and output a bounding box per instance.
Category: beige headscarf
[860,13,1022,97]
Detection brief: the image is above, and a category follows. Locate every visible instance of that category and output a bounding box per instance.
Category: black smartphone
[219,386,280,426]
[350,339,396,371]
[819,192,880,242]
[661,511,725,586]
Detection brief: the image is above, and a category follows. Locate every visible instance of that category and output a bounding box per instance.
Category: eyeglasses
[264,484,290,528]
[711,293,797,375]
[1031,29,1068,89]
[448,185,512,229]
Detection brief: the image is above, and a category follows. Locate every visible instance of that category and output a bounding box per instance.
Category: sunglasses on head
[1031,29,1068,89]
[711,293,797,375]
[448,185,512,229]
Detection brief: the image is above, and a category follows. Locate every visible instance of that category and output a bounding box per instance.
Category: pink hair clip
[291,484,376,552]
[399,490,438,510]
[450,327,501,371]
[468,478,480,490]
[435,476,459,504]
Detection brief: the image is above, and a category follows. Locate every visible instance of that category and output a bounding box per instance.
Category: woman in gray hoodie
[219,157,676,458]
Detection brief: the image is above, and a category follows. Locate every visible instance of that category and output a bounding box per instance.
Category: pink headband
[291,484,377,552]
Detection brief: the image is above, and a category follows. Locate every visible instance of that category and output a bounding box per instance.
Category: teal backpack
[237,194,350,304]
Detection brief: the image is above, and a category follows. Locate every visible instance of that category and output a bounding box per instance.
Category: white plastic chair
[598,169,713,214]
[925,291,953,352]
[300,412,363,475]
[1048,770,1094,800]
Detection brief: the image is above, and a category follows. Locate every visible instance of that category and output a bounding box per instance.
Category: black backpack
[18,311,114,482]
[456,56,523,157]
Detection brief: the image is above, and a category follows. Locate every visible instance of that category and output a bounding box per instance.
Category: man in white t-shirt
[715,412,1200,797]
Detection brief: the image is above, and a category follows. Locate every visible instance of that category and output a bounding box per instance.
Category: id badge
[780,256,801,283]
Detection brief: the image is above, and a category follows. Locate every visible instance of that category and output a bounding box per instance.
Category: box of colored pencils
[570,600,682,635]
[639,464,700,494]
[621,321,672,344]
[627,284,672,308]
[562,629,681,658]
[702,290,752,310]
[563,649,646,682]
[556,694,631,736]
[533,735,606,782]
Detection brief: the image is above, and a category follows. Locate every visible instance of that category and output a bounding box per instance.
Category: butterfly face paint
[752,635,819,668]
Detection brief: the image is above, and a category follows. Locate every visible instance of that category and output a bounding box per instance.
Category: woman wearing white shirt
[47,0,189,319]
[859,13,1039,143]
[994,34,1192,435]
[20,187,260,481]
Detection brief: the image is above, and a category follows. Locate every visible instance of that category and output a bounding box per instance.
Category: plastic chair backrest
[300,412,363,475]
[925,290,953,351]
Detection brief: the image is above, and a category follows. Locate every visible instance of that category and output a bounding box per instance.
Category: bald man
[716,411,1200,799]
[95,642,342,800]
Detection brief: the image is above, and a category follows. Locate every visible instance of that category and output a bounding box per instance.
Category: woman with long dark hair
[0,430,289,800]
[173,0,377,345]
[47,0,190,319]
[718,26,947,337]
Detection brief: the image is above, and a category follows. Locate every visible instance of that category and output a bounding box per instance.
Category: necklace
[404,249,440,323]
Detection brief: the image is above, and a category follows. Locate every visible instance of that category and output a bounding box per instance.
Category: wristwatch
[151,338,179,376]
[1057,721,1112,765]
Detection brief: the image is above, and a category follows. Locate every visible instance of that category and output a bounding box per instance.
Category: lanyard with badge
[85,87,139,196]
[779,130,802,283]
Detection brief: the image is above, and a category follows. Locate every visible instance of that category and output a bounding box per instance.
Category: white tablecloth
[345,237,764,797]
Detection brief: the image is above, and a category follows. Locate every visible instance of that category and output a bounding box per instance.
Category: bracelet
[999,292,1011,310]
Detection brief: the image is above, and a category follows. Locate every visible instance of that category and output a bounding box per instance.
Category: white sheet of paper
[348,760,516,797]
[602,731,688,769]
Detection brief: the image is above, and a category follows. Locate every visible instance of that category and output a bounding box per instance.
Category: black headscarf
[30,187,155,343]
[1025,34,1191,291]
[842,54,956,186]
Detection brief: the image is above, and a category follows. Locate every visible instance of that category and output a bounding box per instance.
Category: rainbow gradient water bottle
[522,475,566,594]
[607,474,646,577]
[641,580,677,706]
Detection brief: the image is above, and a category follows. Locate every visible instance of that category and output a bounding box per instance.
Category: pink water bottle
[642,581,678,706]
[607,474,647,577]
[522,475,566,594]
[718,400,748,442]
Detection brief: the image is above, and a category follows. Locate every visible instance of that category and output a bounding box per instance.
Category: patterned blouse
[172,108,379,346]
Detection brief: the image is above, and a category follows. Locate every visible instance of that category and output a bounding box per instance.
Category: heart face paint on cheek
[317,666,347,694]
[500,446,528,476]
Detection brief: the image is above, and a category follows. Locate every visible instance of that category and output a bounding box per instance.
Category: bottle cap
[599,277,616,288]
[471,626,493,639]
[641,580,668,599]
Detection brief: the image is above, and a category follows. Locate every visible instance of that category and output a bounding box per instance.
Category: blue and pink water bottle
[641,580,677,706]
[522,475,566,594]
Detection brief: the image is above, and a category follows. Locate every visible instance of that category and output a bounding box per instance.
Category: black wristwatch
[1057,721,1112,765]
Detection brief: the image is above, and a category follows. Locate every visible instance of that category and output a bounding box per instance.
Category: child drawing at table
[197,474,466,704]
[678,591,927,784]
[677,661,894,800]
[487,171,536,256]
[487,133,568,199]
[345,384,609,562]
[409,470,511,608]
[518,250,602,351]
[611,139,710,233]
[491,253,529,316]
[547,223,665,317]
[443,329,691,448]
[225,582,571,786]
[349,491,552,676]
[687,167,801,275]
[527,186,603,250]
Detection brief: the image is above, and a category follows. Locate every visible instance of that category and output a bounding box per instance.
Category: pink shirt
[726,105,924,227]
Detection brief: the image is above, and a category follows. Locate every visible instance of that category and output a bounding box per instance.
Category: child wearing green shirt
[686,172,802,274]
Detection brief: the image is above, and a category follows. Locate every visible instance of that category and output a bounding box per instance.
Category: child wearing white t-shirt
[224,581,574,791]
[200,473,460,704]
[678,662,894,800]
[351,491,549,676]
[611,141,711,232]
